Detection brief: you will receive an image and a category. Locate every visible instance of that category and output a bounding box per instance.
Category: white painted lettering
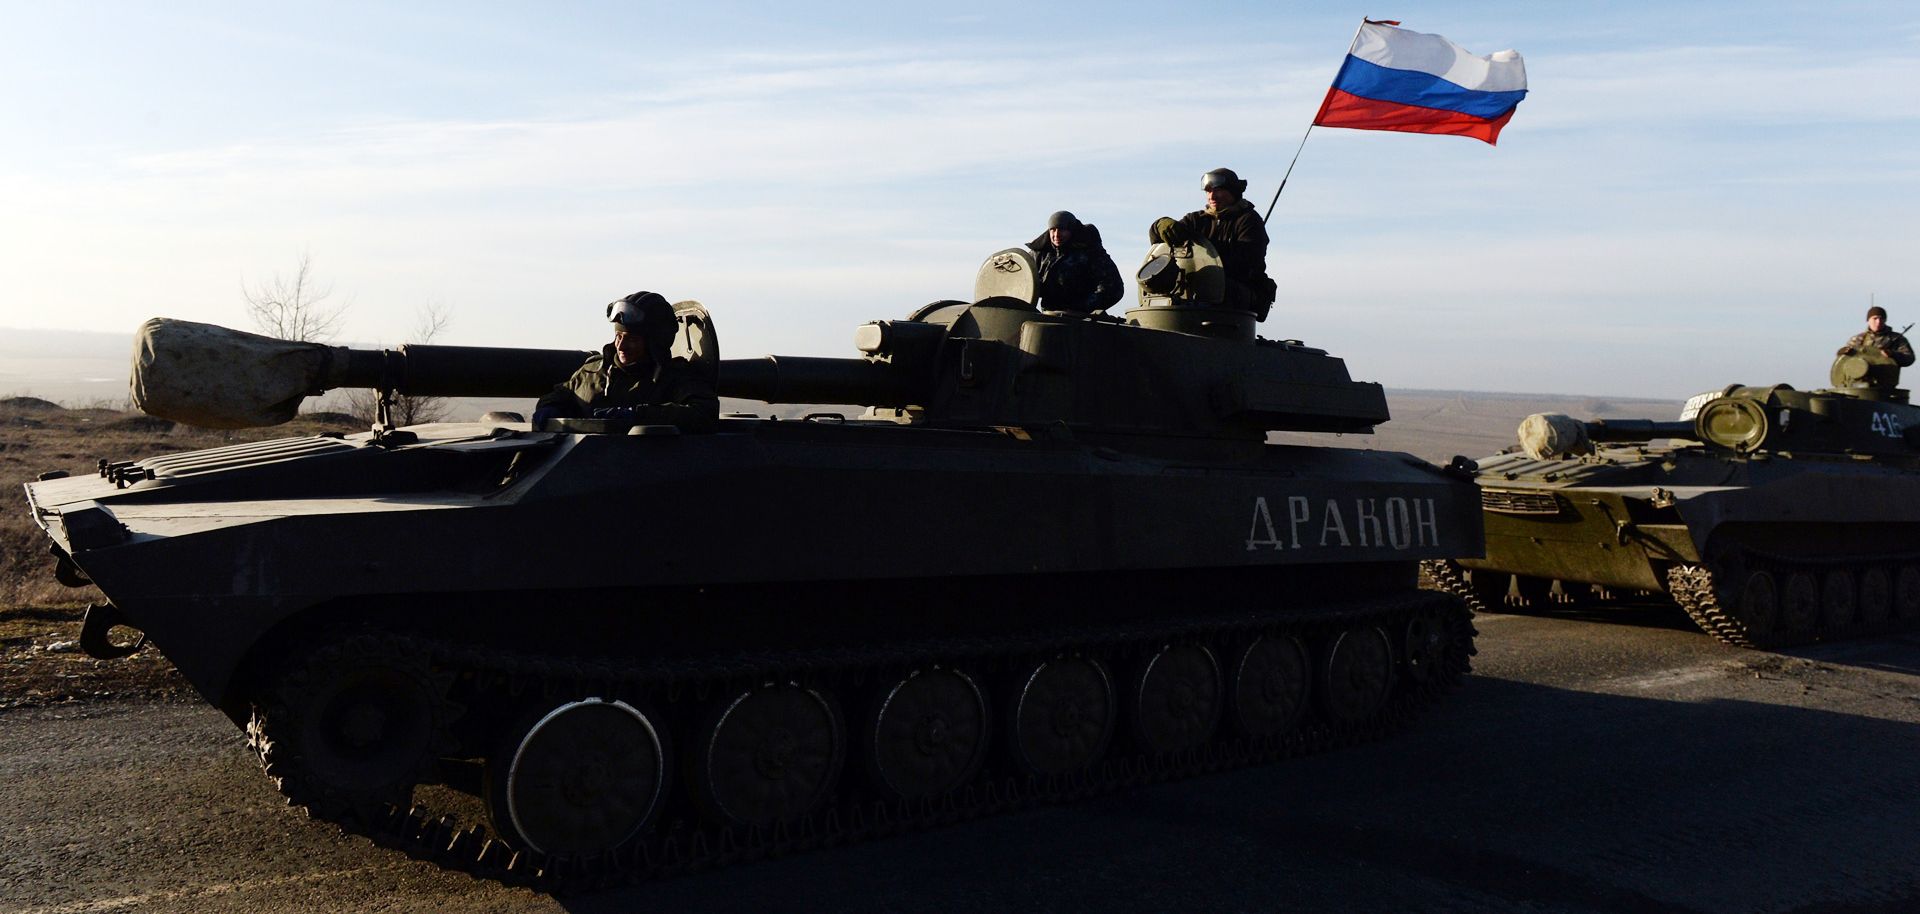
[1246,497,1283,551]
[1287,496,1310,551]
[1319,499,1351,546]
[1355,498,1382,547]
[1386,497,1412,549]
[1415,498,1440,547]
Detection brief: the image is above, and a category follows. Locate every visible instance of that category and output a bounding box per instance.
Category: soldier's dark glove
[1150,216,1189,246]
[590,406,640,422]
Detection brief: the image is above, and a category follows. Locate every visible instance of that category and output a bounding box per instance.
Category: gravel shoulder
[0,605,193,711]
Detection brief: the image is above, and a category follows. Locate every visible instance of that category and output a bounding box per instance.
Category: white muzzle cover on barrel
[129,318,345,429]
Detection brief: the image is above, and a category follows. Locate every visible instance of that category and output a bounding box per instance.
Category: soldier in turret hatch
[1148,167,1277,318]
[532,291,718,429]
[1026,210,1124,314]
[1838,305,1915,372]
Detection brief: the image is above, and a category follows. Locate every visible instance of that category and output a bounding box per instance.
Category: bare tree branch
[343,302,454,426]
[242,251,347,342]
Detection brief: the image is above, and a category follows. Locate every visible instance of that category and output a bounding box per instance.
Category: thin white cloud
[3,28,1916,400]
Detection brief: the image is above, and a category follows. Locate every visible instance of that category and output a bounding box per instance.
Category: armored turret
[135,248,1387,441]
[1429,351,1920,650]
[1518,371,1920,461]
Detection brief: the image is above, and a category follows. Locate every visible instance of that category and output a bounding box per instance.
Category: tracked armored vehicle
[24,247,1480,887]
[1426,348,1920,648]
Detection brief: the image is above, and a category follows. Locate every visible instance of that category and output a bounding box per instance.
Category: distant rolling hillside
[1286,389,1687,464]
[1,325,1684,458]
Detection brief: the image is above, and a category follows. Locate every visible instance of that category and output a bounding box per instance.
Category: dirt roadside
[0,604,192,710]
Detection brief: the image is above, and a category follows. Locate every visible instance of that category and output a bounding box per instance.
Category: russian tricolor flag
[1313,21,1528,145]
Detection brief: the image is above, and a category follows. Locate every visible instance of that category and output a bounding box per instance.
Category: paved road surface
[4,606,1918,914]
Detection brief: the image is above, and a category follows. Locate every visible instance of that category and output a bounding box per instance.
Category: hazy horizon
[0,323,1708,409]
[5,4,1914,399]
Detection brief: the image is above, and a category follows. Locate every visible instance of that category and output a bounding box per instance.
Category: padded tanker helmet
[1201,168,1248,194]
[608,291,675,333]
[606,290,678,371]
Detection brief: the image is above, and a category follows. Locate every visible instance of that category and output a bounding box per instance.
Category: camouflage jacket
[1027,223,1123,313]
[1840,329,1916,367]
[535,344,719,427]
[1177,199,1274,311]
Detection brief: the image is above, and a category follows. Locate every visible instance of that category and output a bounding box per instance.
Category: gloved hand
[590,406,640,422]
[1150,216,1189,246]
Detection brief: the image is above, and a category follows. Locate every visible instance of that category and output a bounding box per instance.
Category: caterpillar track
[1419,560,1492,618]
[1667,550,1920,649]
[246,591,1474,891]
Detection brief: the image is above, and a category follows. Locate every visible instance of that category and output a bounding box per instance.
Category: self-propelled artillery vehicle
[1426,348,1920,648]
[23,247,1480,887]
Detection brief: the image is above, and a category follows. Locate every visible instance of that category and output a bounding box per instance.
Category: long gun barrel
[330,345,590,398]
[1582,419,1696,443]
[716,356,916,406]
[1518,413,1699,460]
[131,317,930,429]
[131,318,590,429]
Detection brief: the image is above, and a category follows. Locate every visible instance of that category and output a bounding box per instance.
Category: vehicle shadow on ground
[1777,631,1920,676]
[560,673,1920,914]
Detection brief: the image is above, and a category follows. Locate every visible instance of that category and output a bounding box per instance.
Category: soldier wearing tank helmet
[1838,305,1914,368]
[532,291,718,429]
[1149,168,1276,318]
[1026,210,1124,314]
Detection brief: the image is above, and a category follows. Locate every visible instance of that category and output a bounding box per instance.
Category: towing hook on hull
[49,545,91,588]
[80,603,147,660]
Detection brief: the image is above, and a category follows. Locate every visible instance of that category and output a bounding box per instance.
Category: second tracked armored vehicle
[1427,347,1920,648]
[23,245,1481,887]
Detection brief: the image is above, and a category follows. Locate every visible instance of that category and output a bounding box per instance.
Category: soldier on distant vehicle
[1026,211,1124,314]
[1838,305,1915,369]
[1148,168,1277,318]
[532,291,718,429]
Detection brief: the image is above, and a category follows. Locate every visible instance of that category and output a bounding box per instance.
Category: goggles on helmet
[607,291,671,329]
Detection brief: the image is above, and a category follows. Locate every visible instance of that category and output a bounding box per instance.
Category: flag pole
[1263,16,1374,225]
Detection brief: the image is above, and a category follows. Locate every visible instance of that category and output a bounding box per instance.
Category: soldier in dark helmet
[1149,168,1277,318]
[1838,305,1915,369]
[532,291,718,429]
[1026,210,1124,314]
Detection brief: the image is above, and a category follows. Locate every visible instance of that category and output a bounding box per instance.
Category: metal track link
[1667,564,1762,648]
[1669,550,1920,650]
[1419,560,1491,618]
[252,590,1475,892]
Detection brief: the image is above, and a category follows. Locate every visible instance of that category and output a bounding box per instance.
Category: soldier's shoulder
[567,351,610,382]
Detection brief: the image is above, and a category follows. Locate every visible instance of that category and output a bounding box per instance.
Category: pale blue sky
[3,2,1916,398]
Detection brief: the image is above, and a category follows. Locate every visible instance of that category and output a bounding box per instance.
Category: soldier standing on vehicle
[1148,168,1276,318]
[533,291,718,429]
[1027,210,1124,314]
[1838,305,1915,367]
